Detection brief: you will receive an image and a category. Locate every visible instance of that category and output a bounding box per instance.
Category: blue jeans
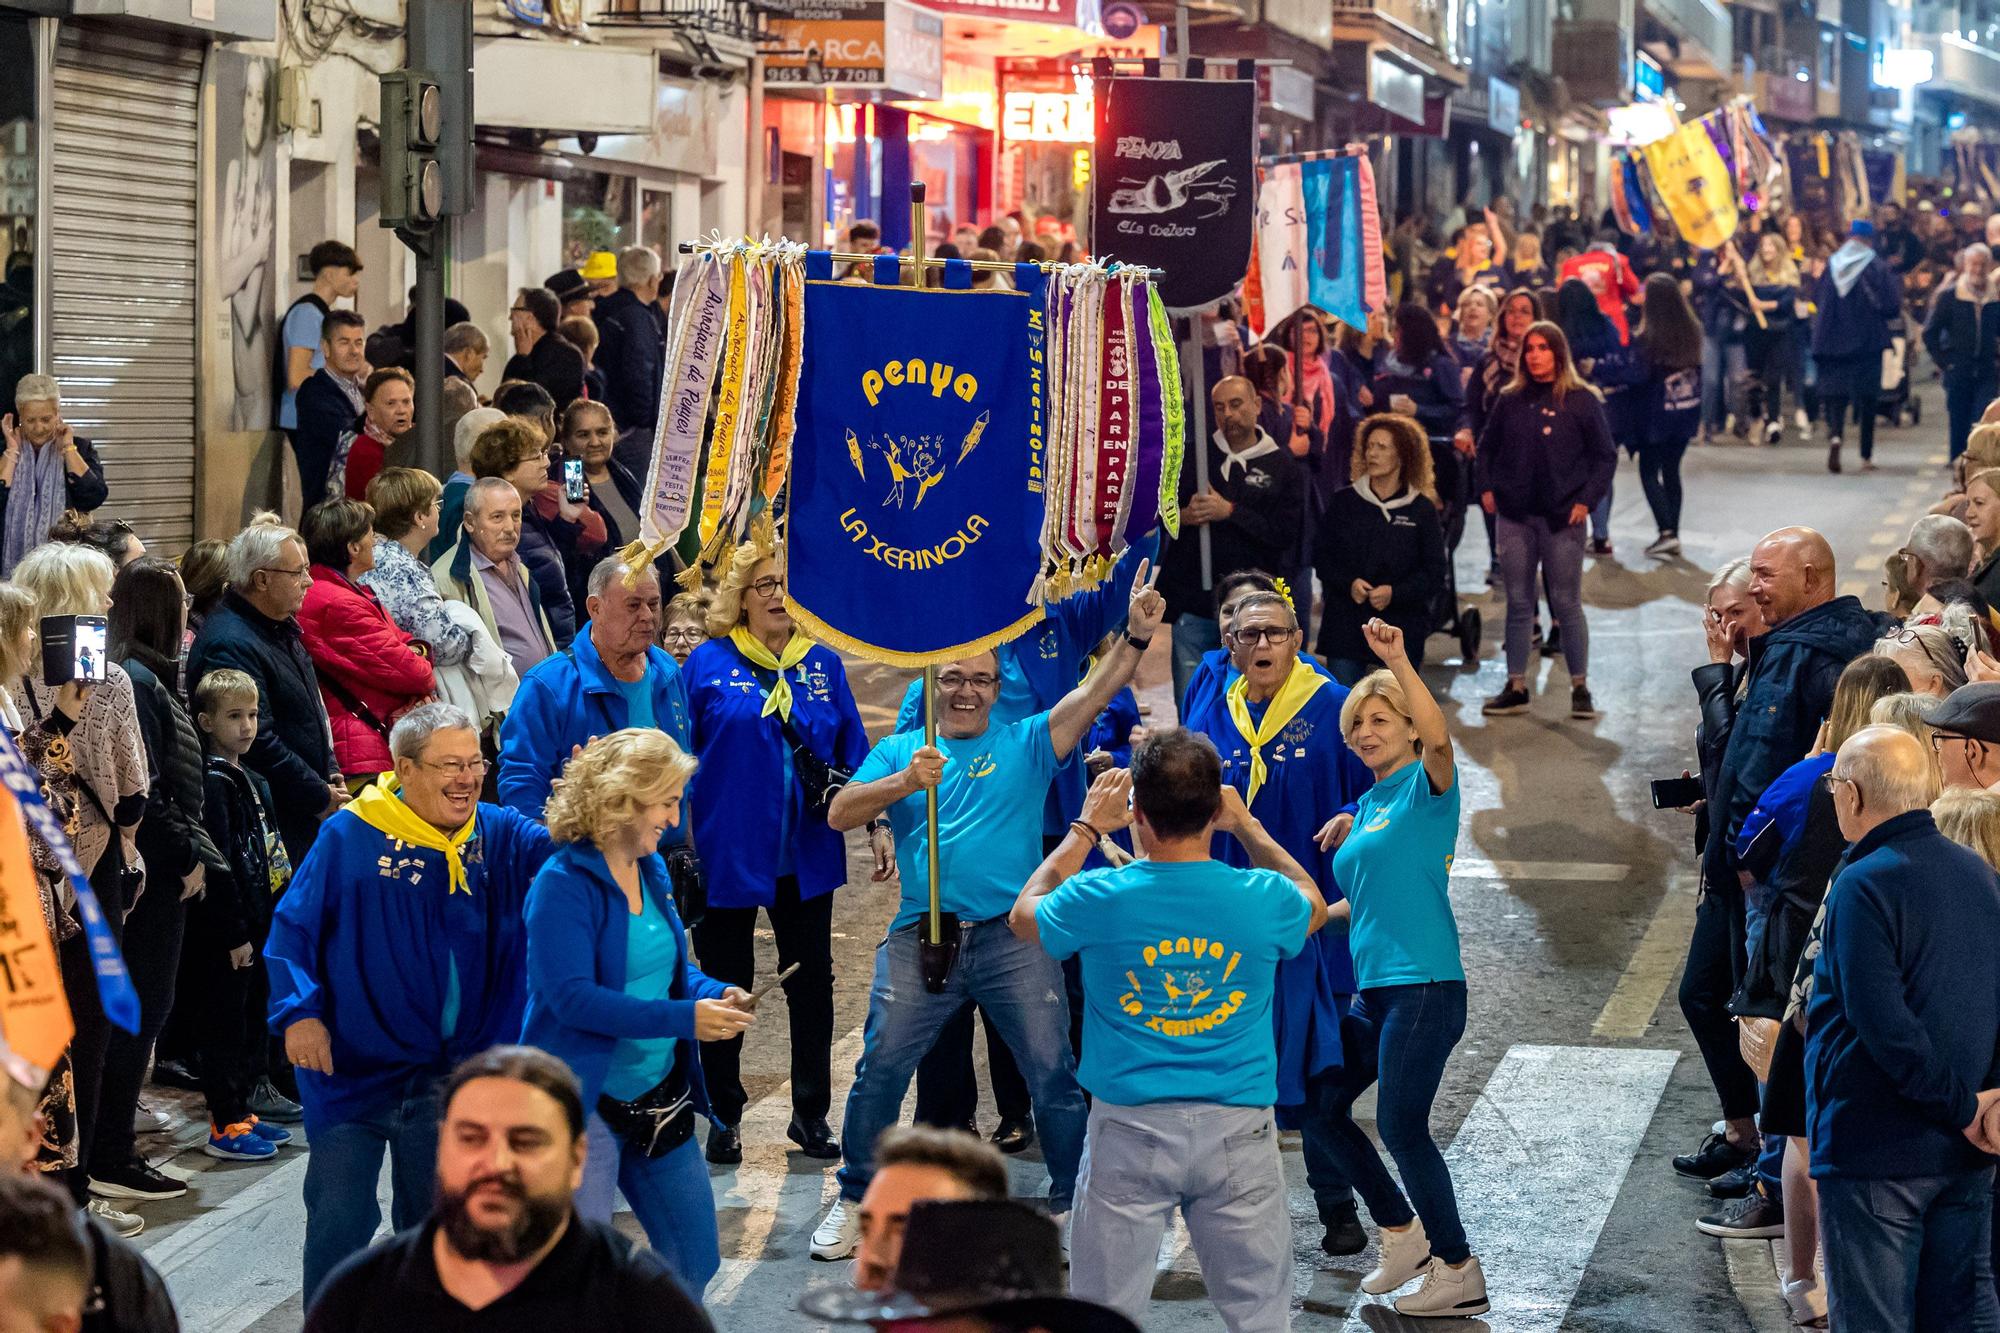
[837,920,1086,1210]
[1819,1167,1997,1332]
[1171,616,1221,713]
[1701,334,1747,433]
[1315,981,1471,1264]
[579,1114,720,1295]
[302,1088,441,1305]
[1496,516,1588,678]
[1589,480,1613,545]
[1948,377,1997,462]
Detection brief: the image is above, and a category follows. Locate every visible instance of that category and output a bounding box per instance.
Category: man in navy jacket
[1807,725,2000,1331]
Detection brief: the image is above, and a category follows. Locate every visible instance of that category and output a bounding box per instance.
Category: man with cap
[1927,681,2000,789]
[802,1199,1138,1333]
[543,267,597,323]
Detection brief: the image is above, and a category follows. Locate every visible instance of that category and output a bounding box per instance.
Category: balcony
[1911,32,2000,109]
[1331,0,1451,62]
[1640,0,1730,77]
[1552,21,1634,106]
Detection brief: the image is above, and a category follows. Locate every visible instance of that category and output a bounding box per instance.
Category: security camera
[577,132,599,154]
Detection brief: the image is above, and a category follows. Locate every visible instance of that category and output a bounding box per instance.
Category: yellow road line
[1593,878,1699,1041]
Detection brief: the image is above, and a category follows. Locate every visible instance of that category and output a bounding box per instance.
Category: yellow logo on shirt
[964,753,997,779]
[1362,809,1392,834]
[1119,935,1248,1037]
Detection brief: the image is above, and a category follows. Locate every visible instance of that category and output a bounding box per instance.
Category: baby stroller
[1425,437,1483,664]
[1876,313,1920,429]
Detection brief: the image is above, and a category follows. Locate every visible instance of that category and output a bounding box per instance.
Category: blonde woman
[683,523,870,1163]
[1317,617,1488,1317]
[8,542,152,1223]
[521,728,752,1296]
[1740,233,1802,446]
[1933,786,2000,867]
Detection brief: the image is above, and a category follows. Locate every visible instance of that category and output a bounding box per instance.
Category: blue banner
[1304,156,1366,331]
[0,723,137,1033]
[786,254,1047,667]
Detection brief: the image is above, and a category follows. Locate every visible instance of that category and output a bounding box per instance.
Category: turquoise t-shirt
[616,675,656,730]
[601,892,680,1101]
[853,712,1058,932]
[1036,860,1310,1107]
[1331,757,1464,989]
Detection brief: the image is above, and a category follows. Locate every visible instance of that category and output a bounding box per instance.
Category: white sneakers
[811,1197,860,1260]
[1359,1218,1432,1295]
[1394,1255,1491,1318]
[1784,1276,1828,1327]
[85,1198,144,1239]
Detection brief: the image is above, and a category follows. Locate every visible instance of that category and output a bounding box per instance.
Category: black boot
[1320,1200,1367,1256]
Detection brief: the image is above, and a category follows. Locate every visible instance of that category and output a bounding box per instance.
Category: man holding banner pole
[809,566,1168,1261]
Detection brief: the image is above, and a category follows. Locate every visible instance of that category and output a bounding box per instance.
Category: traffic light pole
[400,225,446,479]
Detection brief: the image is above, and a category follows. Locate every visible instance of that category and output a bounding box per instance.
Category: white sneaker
[133,1100,171,1134]
[1394,1255,1491,1318]
[1360,1218,1432,1295]
[1645,532,1681,557]
[811,1197,860,1260]
[1050,1209,1070,1262]
[1783,1276,1828,1327]
[85,1198,144,1239]
[1794,408,1810,434]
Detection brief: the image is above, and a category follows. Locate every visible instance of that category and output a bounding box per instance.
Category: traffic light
[380,70,444,231]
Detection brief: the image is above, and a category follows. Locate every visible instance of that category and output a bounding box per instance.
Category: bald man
[1674,527,1883,1190]
[1809,725,2000,1332]
[1160,374,1311,703]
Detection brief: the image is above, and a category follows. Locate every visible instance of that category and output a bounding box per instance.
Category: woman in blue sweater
[520,728,754,1296]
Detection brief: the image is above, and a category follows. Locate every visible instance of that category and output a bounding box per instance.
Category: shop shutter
[49,25,202,555]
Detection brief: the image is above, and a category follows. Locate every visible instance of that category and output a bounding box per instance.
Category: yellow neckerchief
[730,626,813,721]
[348,774,477,895]
[1224,659,1326,805]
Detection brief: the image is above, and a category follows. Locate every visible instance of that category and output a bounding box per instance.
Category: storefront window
[0,12,36,393]
[562,170,634,268]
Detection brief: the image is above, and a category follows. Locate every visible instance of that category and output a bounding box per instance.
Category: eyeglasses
[259,565,311,583]
[416,758,490,779]
[748,576,785,598]
[1229,626,1297,647]
[509,305,529,315]
[937,672,999,691]
[660,627,705,646]
[1931,732,1973,755]
[1822,773,1856,794]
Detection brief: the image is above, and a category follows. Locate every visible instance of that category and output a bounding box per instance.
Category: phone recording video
[40,614,107,686]
[563,458,586,503]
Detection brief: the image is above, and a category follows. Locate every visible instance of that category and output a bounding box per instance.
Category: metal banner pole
[907,181,950,992]
[1182,315,1213,589]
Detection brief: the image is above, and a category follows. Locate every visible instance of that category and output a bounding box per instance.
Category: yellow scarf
[348,776,478,896]
[730,627,813,721]
[1224,660,1326,806]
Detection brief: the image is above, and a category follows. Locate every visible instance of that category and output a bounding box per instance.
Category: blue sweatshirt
[1805,809,2000,1180]
[265,800,556,1133]
[520,841,731,1115]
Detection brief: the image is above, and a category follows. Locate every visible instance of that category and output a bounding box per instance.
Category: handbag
[664,844,706,930]
[596,1063,695,1159]
[21,678,143,904]
[777,712,852,813]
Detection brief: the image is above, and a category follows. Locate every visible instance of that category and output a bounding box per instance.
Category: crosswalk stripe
[1593,878,1699,1040]
[1340,1045,1678,1331]
[1452,859,1629,883]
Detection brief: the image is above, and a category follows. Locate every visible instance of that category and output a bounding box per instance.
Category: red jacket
[298,566,436,777]
[1559,248,1642,344]
[342,425,393,500]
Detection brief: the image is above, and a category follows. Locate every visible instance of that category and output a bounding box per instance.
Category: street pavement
[130,402,1947,1331]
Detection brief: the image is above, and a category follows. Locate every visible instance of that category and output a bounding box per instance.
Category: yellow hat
[581,250,618,281]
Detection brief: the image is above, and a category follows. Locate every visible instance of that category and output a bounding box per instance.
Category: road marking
[1452,859,1629,883]
[1593,877,1699,1040]
[1340,1045,1678,1332]
[1723,1238,1796,1333]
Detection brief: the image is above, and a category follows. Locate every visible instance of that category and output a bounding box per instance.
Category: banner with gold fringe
[784,252,1047,668]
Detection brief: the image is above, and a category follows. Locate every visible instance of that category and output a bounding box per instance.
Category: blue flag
[786,254,1046,667]
[1304,156,1366,330]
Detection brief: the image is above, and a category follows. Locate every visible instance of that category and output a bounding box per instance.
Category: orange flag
[0,780,71,1075]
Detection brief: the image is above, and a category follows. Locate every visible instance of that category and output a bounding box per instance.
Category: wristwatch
[1125,631,1152,652]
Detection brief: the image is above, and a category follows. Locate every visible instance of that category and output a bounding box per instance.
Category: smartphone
[562,457,586,503]
[1650,775,1704,810]
[746,961,802,1008]
[40,615,107,686]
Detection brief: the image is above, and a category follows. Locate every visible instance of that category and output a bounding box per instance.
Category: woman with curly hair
[680,522,871,1163]
[520,727,752,1295]
[1314,414,1447,684]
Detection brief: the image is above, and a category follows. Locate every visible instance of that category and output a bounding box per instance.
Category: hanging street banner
[786,254,1048,667]
[1093,77,1256,311]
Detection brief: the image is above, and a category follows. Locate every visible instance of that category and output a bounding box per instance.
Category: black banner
[1093,77,1255,312]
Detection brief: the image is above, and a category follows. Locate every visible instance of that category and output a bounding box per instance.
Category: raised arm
[1048,560,1166,760]
[1360,617,1453,793]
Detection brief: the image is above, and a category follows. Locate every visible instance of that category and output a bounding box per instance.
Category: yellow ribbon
[700,258,749,548]
[1224,660,1326,806]
[730,626,813,721]
[348,776,478,896]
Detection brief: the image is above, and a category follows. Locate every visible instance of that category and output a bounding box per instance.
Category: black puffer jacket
[186,591,339,865]
[121,647,221,884]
